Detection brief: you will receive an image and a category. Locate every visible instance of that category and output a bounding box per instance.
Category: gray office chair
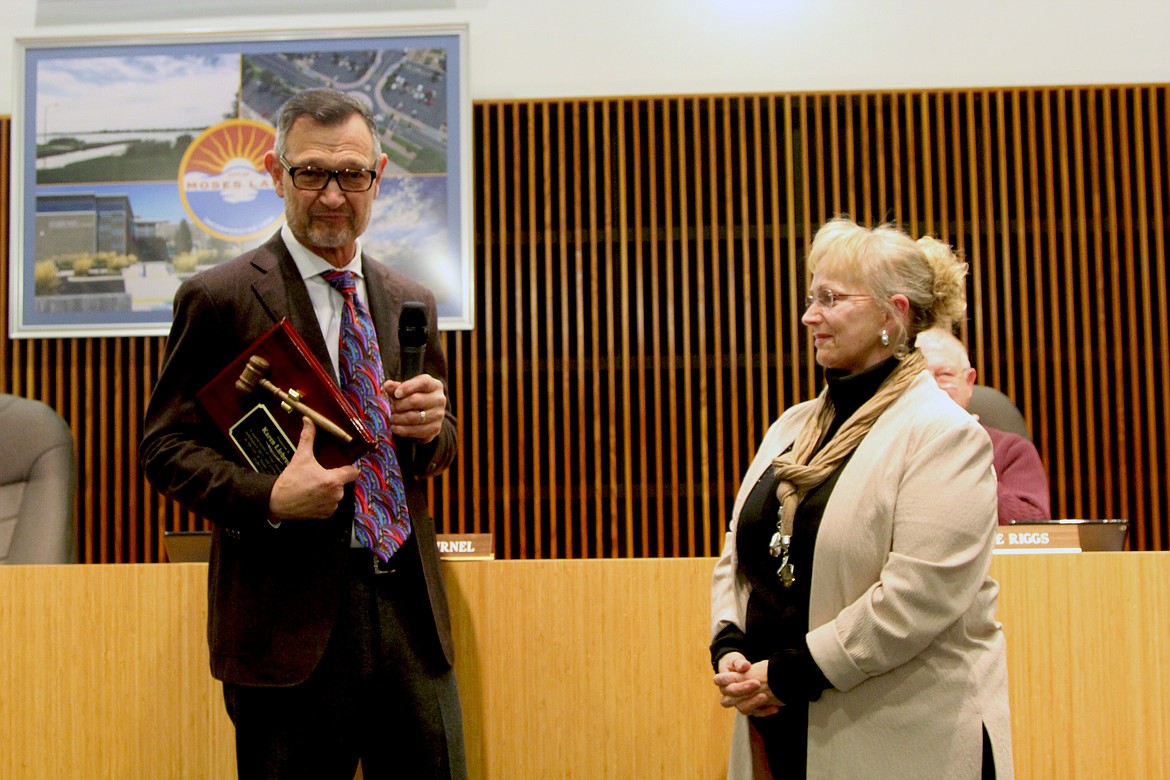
[0,394,76,564]
[968,385,1032,441]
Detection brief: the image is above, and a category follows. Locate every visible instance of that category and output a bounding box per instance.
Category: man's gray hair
[272,88,380,160]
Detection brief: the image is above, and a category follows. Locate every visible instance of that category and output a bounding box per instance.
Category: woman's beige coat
[711,372,1013,779]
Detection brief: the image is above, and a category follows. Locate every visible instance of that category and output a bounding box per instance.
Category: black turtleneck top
[711,356,901,707]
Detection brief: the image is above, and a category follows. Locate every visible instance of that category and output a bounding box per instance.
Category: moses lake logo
[178,119,284,241]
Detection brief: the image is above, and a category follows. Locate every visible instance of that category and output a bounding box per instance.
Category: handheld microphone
[397,301,429,467]
[398,302,428,381]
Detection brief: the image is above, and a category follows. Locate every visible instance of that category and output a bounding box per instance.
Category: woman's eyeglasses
[805,289,872,310]
[280,156,378,192]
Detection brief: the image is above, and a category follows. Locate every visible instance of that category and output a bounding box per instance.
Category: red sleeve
[985,425,1051,523]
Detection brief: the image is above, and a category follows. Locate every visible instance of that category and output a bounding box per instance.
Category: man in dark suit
[141,88,466,779]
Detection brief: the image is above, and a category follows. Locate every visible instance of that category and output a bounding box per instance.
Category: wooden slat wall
[3,84,1168,562]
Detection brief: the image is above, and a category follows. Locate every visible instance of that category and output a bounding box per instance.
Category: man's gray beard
[305,223,353,248]
[289,211,369,249]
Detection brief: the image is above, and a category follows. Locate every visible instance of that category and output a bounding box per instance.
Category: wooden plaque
[197,319,374,472]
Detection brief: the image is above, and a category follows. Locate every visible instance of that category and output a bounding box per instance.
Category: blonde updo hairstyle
[806,218,968,352]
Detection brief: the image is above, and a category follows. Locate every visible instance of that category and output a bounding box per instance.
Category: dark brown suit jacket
[141,232,457,686]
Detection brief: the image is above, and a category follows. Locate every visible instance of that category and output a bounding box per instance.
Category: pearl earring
[881,329,890,346]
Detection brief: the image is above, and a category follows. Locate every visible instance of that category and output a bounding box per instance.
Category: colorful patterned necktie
[322,270,411,561]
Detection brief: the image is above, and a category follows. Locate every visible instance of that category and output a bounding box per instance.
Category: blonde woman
[710,219,1012,779]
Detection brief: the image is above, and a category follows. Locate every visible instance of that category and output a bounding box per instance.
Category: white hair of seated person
[916,327,977,412]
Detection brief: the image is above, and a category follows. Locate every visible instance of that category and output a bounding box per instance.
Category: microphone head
[398,301,429,349]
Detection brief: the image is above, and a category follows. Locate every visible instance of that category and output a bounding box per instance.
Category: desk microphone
[397,302,428,467]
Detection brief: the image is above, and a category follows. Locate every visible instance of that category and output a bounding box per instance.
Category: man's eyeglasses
[279,156,377,192]
[931,370,963,390]
[805,288,872,310]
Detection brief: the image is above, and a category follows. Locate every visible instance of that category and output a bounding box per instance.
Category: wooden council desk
[1,554,1167,778]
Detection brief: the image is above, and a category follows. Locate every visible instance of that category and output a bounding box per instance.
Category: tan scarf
[768,350,927,586]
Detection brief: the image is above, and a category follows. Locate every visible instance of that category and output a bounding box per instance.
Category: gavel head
[235,355,272,394]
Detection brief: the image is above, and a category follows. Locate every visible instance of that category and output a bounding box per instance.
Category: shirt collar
[280,223,365,281]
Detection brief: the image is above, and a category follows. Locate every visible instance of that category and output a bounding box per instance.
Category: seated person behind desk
[916,326,1051,523]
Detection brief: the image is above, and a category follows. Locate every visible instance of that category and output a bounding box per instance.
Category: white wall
[4,0,1170,116]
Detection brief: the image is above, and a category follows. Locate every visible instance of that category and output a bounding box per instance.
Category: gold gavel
[235,355,353,443]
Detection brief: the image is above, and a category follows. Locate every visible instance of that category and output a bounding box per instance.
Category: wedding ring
[420,409,427,423]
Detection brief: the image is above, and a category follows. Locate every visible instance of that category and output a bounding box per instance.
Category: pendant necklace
[768,502,796,587]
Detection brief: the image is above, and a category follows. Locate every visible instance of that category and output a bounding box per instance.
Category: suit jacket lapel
[249,233,337,383]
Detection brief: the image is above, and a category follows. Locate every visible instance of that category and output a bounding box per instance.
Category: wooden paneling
[0,563,231,778]
[2,555,1168,778]
[2,84,1169,561]
[993,553,1170,779]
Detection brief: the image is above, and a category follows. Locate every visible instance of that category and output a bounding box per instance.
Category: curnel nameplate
[165,531,495,563]
[436,534,494,561]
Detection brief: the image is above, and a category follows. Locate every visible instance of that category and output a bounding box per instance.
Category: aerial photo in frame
[11,28,471,337]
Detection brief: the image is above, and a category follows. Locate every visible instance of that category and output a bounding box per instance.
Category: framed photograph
[8,26,472,337]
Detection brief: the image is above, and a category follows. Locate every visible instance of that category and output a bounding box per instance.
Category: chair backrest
[0,394,76,564]
[968,385,1032,441]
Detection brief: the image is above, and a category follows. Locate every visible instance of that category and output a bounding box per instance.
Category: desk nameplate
[994,524,1081,554]
[165,531,495,563]
[436,533,495,561]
